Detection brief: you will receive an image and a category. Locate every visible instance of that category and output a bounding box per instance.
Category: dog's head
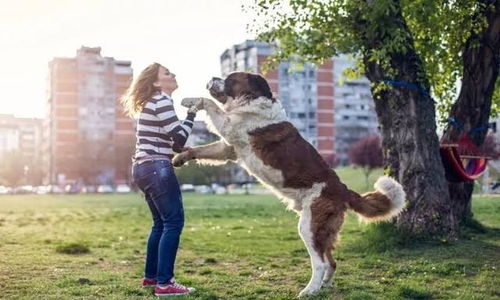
[206,72,274,105]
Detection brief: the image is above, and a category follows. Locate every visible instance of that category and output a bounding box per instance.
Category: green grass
[0,168,499,299]
[335,167,384,193]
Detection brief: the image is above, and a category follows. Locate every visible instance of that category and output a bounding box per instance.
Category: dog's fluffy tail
[348,176,406,222]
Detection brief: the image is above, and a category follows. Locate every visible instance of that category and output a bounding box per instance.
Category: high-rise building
[0,114,43,185]
[333,55,379,165]
[0,114,42,161]
[220,40,336,165]
[43,46,134,186]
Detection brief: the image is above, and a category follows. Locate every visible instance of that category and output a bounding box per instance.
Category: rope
[447,117,489,135]
[469,125,489,135]
[382,79,431,98]
[447,117,464,131]
[383,79,489,135]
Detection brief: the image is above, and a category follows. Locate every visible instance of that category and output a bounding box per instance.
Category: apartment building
[43,46,134,185]
[333,56,379,165]
[220,40,336,165]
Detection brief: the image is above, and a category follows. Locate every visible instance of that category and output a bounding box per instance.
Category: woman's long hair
[120,62,161,117]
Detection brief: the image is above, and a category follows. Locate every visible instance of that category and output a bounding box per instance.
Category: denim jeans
[132,159,184,285]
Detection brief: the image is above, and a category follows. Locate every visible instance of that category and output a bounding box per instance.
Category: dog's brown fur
[248,122,332,189]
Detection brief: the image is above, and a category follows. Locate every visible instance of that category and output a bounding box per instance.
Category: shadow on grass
[396,286,432,300]
[460,217,500,240]
[55,242,90,254]
[345,219,500,255]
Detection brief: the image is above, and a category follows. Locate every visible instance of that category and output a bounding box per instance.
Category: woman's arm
[155,98,197,152]
[171,108,198,152]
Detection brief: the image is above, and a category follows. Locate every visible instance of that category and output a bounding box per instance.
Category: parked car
[210,183,227,194]
[180,184,195,192]
[214,186,227,194]
[81,185,96,193]
[194,185,213,194]
[35,185,50,194]
[115,184,131,193]
[14,185,34,194]
[64,184,81,194]
[97,185,114,193]
[48,185,63,194]
[0,186,10,195]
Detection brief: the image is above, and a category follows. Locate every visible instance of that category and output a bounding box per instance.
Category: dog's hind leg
[309,199,345,289]
[298,206,328,297]
[322,246,337,288]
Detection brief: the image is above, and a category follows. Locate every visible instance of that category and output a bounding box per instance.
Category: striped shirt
[133,92,195,161]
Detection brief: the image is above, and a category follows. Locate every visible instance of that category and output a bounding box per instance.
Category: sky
[0,0,257,118]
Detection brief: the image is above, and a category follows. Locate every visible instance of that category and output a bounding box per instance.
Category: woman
[121,62,197,297]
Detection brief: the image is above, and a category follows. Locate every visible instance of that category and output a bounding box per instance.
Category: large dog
[173,72,406,297]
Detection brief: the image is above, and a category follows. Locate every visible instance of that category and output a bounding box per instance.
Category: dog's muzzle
[207,77,224,92]
[207,77,227,103]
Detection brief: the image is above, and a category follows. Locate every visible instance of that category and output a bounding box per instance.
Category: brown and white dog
[173,72,406,297]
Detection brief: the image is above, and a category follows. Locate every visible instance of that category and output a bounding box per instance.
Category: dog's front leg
[181,97,229,134]
[172,140,236,167]
[202,99,229,133]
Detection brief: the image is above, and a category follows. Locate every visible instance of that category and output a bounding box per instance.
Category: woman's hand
[187,106,198,114]
[187,106,199,114]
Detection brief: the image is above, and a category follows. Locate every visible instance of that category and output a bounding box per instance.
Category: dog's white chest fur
[217,98,287,186]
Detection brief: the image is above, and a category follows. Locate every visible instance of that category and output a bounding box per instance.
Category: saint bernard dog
[173,72,406,297]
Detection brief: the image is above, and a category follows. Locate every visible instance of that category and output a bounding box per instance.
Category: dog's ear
[249,74,273,99]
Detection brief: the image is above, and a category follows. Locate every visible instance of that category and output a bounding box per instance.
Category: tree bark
[358,1,458,237]
[444,0,500,224]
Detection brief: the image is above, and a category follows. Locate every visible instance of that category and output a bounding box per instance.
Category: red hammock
[440,134,488,182]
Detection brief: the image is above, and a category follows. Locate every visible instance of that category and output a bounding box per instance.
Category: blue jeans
[132,159,184,285]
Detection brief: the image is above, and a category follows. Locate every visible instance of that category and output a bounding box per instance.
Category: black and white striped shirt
[133,92,195,160]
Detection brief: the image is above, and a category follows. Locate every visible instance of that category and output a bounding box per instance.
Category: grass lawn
[0,167,499,299]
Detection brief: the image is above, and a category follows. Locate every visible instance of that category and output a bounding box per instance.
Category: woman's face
[154,66,178,95]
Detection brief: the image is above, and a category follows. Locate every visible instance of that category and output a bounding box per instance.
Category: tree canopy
[248,0,500,237]
[248,0,499,121]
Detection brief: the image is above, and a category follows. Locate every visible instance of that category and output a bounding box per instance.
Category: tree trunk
[358,1,458,237]
[363,169,370,190]
[444,0,500,224]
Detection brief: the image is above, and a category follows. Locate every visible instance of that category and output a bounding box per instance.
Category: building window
[343,115,350,120]
[298,113,306,118]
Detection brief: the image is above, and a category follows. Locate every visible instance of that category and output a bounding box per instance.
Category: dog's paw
[181,97,209,109]
[172,154,188,167]
[298,287,320,298]
[321,280,333,288]
[298,289,309,298]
